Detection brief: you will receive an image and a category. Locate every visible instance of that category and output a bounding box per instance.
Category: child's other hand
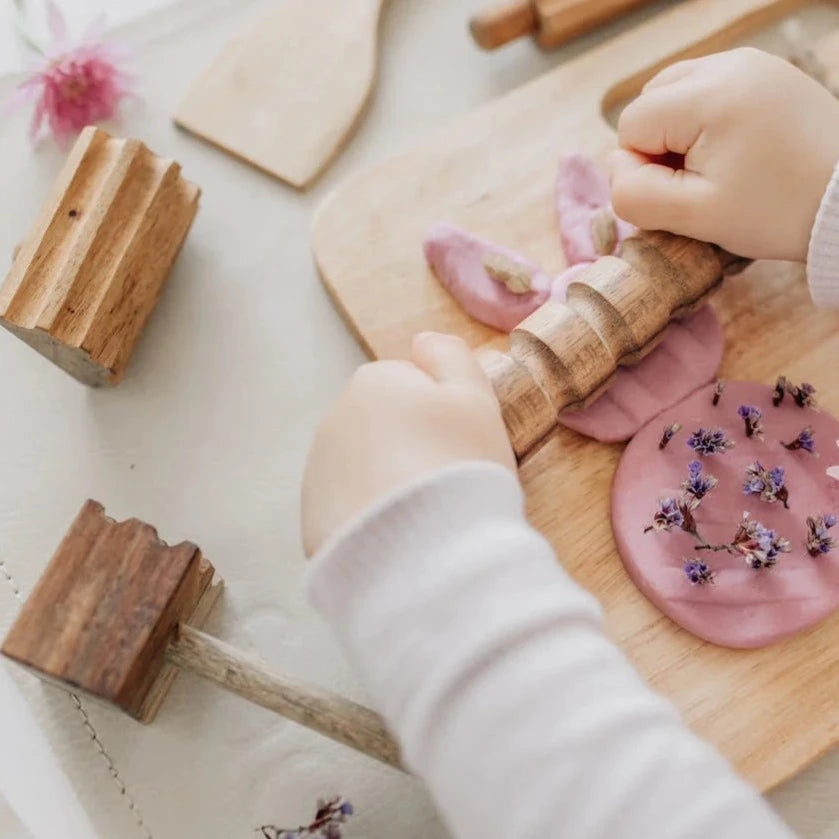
[610,47,839,261]
[301,332,516,556]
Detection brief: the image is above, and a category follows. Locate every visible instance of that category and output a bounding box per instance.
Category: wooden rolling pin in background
[470,0,664,49]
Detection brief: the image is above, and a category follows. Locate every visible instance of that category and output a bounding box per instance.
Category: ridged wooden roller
[479,231,749,458]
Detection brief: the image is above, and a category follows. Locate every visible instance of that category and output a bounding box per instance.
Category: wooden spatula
[174,0,387,189]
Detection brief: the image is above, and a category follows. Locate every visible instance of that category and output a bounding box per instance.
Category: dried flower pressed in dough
[783,426,816,454]
[259,797,354,839]
[743,462,789,508]
[659,422,682,450]
[737,404,764,439]
[686,428,734,456]
[731,513,791,569]
[645,497,685,533]
[683,559,715,585]
[788,381,817,409]
[681,460,718,503]
[712,379,726,406]
[806,514,837,557]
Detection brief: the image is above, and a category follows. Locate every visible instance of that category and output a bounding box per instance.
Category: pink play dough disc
[612,380,839,648]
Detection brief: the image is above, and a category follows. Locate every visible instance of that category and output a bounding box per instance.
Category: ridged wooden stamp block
[0,126,200,386]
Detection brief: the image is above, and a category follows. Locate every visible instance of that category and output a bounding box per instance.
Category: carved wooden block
[0,127,200,386]
[1,500,220,721]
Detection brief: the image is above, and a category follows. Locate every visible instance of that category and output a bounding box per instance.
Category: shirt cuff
[807,159,839,308]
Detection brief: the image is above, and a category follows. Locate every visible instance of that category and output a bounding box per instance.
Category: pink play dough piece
[553,258,724,441]
[556,152,635,263]
[423,223,552,333]
[613,380,839,648]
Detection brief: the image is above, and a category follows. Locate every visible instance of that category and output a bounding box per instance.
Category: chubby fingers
[411,332,496,396]
[609,148,713,234]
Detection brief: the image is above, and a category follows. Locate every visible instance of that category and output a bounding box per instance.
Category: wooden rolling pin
[470,0,663,50]
[480,229,749,458]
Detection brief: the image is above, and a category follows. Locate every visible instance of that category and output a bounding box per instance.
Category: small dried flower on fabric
[731,512,791,569]
[737,404,764,438]
[773,376,788,407]
[743,462,789,508]
[681,459,718,503]
[806,514,838,557]
[686,428,734,456]
[788,381,817,408]
[683,559,715,585]
[659,422,682,450]
[782,426,816,454]
[712,379,726,406]
[258,797,354,839]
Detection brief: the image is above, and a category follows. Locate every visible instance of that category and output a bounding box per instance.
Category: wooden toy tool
[1,501,402,770]
[470,0,662,50]
[174,0,387,189]
[0,127,199,386]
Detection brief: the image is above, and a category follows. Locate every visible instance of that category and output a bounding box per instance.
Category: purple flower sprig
[773,376,788,407]
[687,428,734,456]
[681,460,718,503]
[737,405,764,439]
[782,426,816,454]
[645,497,688,534]
[659,422,682,450]
[258,798,354,839]
[743,462,789,508]
[684,559,715,585]
[806,514,838,557]
[696,513,791,570]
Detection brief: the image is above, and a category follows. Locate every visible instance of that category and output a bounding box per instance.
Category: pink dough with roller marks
[612,380,839,648]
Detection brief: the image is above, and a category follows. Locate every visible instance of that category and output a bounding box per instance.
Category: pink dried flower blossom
[8,2,133,146]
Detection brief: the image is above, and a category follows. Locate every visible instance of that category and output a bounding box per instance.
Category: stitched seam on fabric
[1,558,154,839]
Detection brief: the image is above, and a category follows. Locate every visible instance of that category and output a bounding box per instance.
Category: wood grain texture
[471,0,662,49]
[0,127,200,386]
[313,0,839,790]
[167,625,402,769]
[0,500,211,719]
[174,0,387,189]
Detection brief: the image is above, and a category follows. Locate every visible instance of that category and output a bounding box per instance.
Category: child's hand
[610,47,839,261]
[301,332,516,556]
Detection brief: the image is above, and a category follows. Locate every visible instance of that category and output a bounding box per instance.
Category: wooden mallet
[1,231,747,766]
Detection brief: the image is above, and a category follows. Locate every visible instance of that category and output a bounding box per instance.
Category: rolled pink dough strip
[612,380,839,648]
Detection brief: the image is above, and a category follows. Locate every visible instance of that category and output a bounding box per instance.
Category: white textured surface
[0,0,837,837]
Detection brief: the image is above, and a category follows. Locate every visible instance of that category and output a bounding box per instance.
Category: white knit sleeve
[306,462,796,839]
[807,160,839,307]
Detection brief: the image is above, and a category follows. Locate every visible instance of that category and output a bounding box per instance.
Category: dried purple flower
[681,459,718,503]
[743,462,789,508]
[731,512,791,569]
[737,404,764,438]
[806,514,837,557]
[686,427,734,456]
[645,497,685,533]
[684,559,715,585]
[773,375,788,407]
[788,381,817,408]
[782,426,816,454]
[712,379,726,406]
[259,798,354,839]
[659,422,682,450]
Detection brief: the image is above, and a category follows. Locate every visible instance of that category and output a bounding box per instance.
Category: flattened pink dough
[423,223,552,333]
[552,261,724,442]
[613,380,839,648]
[556,153,635,263]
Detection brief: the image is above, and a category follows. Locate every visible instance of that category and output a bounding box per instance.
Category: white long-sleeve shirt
[306,165,839,839]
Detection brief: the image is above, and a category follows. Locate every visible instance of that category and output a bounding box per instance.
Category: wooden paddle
[174,0,387,189]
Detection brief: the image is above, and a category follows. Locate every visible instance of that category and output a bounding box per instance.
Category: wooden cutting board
[313,0,839,791]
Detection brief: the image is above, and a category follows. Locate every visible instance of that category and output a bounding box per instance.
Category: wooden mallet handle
[470,0,663,50]
[480,230,749,458]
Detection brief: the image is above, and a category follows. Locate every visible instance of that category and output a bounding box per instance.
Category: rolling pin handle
[469,0,537,49]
